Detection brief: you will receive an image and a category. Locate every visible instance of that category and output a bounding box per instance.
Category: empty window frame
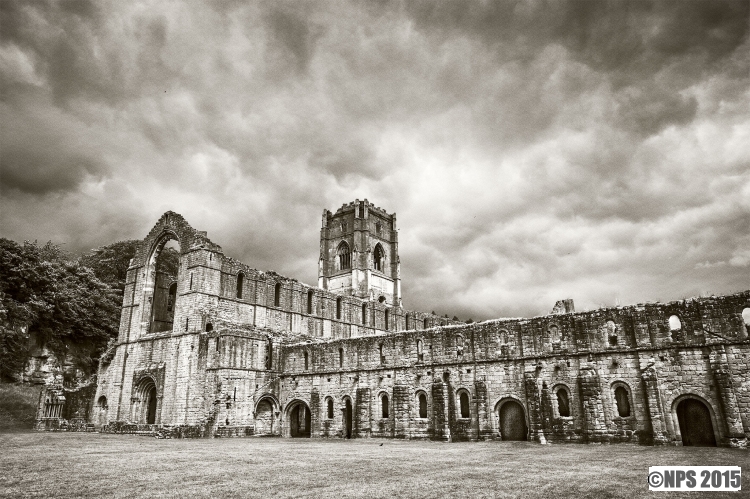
[381,393,389,418]
[669,315,682,331]
[458,391,470,418]
[373,243,384,272]
[303,351,309,371]
[379,343,385,365]
[307,290,313,314]
[339,347,344,368]
[416,339,424,362]
[418,392,428,418]
[384,309,389,330]
[556,386,571,417]
[336,297,342,320]
[456,335,464,357]
[326,398,334,419]
[274,283,281,307]
[361,303,367,325]
[614,385,631,417]
[337,241,351,270]
[423,318,429,329]
[236,273,244,299]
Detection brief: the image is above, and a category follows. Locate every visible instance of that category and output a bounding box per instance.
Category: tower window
[339,348,344,368]
[423,318,429,329]
[304,351,309,371]
[362,303,367,325]
[375,222,381,234]
[307,290,313,314]
[336,297,342,320]
[384,309,389,330]
[327,398,334,419]
[337,241,351,270]
[341,221,347,233]
[381,394,389,418]
[379,344,385,365]
[274,283,281,307]
[236,273,244,299]
[417,339,424,362]
[373,244,384,272]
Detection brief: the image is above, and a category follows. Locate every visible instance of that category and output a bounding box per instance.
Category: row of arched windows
[553,383,633,418]
[335,241,386,272]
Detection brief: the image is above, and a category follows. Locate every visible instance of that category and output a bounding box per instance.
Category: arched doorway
[255,397,278,435]
[133,378,158,425]
[343,397,353,439]
[288,401,311,438]
[96,396,108,428]
[498,400,527,441]
[676,398,716,447]
[146,386,157,424]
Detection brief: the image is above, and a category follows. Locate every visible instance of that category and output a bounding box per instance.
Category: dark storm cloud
[0,0,748,319]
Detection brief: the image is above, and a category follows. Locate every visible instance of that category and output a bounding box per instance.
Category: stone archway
[497,400,527,441]
[287,401,311,438]
[133,377,159,425]
[676,398,716,447]
[255,396,279,436]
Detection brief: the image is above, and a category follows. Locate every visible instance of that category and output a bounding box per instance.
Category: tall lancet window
[337,241,351,270]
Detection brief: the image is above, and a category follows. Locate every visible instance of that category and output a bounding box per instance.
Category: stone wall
[37,210,749,448]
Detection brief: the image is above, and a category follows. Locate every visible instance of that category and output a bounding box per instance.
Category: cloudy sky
[1,0,749,320]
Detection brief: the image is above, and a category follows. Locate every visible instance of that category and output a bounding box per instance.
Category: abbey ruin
[37,200,750,447]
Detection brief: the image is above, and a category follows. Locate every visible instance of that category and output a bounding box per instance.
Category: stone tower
[318,199,402,306]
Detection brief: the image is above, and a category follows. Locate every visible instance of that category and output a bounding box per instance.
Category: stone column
[354,387,371,438]
[641,365,670,445]
[710,346,748,448]
[393,384,410,438]
[431,380,451,441]
[578,365,607,443]
[523,372,546,444]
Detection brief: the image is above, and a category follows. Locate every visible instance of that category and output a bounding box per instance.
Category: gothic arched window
[337,241,351,270]
[373,244,384,272]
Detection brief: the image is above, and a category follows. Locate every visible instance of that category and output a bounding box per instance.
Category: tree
[78,240,139,294]
[0,239,122,380]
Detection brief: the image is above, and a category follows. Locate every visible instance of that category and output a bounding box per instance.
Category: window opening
[417,339,424,362]
[459,391,470,418]
[307,290,313,314]
[304,351,309,371]
[327,399,334,419]
[418,393,427,418]
[379,344,385,365]
[337,241,351,270]
[556,388,571,417]
[336,297,342,320]
[381,394,389,418]
[274,283,281,307]
[384,309,389,330]
[669,315,682,331]
[374,244,384,272]
[236,273,244,299]
[362,303,367,324]
[614,386,631,417]
[339,348,344,368]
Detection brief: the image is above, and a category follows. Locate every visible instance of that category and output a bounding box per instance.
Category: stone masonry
[37,201,750,447]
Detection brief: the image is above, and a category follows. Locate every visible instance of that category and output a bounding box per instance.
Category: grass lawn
[1,433,748,498]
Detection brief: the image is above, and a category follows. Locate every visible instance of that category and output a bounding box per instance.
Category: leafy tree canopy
[0,239,127,380]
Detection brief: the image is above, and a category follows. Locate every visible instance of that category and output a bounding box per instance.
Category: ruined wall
[37,210,748,448]
[271,292,750,447]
